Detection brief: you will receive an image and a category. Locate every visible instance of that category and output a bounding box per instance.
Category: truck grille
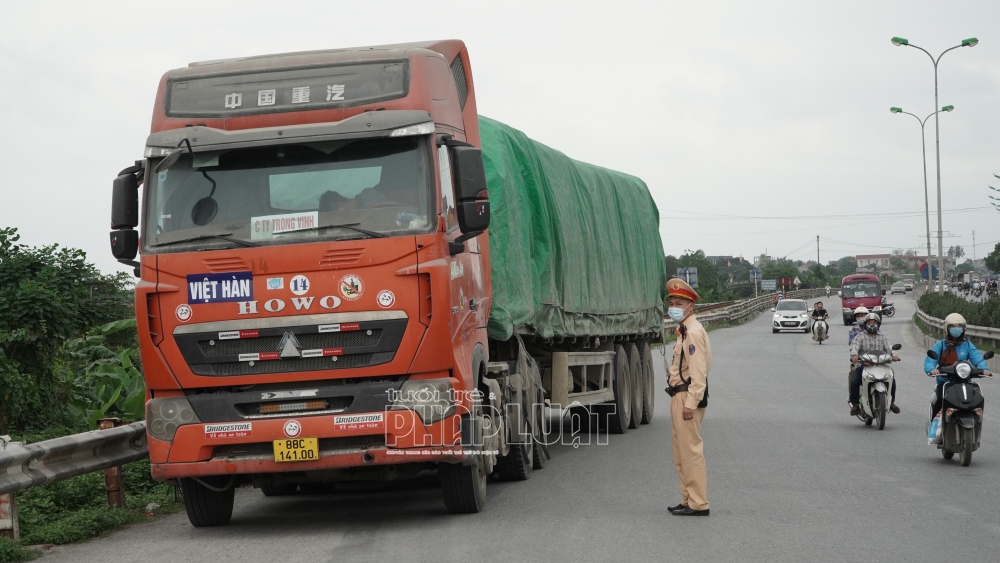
[199,331,382,357]
[213,435,386,458]
[211,354,375,376]
[172,313,407,377]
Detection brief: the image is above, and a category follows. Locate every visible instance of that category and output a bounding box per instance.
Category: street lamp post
[890,105,953,290]
[891,36,978,293]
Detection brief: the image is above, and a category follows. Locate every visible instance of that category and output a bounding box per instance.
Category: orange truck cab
[109,40,664,527]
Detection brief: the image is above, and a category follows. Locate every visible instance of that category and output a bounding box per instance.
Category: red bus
[840,274,882,325]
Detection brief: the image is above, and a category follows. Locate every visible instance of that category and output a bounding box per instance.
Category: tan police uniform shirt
[668,315,712,410]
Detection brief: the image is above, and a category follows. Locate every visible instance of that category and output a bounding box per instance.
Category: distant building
[754,254,774,266]
[856,254,892,268]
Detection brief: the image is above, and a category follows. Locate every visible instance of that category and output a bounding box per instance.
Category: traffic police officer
[664,278,711,516]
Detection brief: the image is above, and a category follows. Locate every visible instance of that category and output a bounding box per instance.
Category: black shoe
[668,503,688,513]
[672,506,710,516]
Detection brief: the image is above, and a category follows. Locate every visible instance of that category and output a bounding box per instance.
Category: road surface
[40,294,1000,562]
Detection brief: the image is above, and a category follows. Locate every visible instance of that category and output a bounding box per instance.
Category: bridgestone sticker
[334,413,384,431]
[205,423,252,439]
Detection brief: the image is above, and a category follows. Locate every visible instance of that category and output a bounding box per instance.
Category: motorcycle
[811,317,829,344]
[826,288,831,298]
[987,285,998,298]
[880,302,895,317]
[973,287,983,298]
[926,349,995,466]
[856,344,902,430]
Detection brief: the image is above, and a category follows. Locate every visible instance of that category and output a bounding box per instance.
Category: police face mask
[949,327,965,339]
[667,306,687,322]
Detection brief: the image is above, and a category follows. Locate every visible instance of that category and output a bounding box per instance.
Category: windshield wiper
[151,233,257,248]
[291,223,387,239]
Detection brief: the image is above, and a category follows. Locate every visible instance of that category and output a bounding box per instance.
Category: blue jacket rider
[924,312,991,419]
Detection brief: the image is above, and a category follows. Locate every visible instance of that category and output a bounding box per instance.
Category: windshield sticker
[377,290,395,308]
[267,277,284,290]
[175,304,193,322]
[251,211,319,241]
[205,423,252,439]
[290,275,310,296]
[339,274,364,301]
[187,271,253,304]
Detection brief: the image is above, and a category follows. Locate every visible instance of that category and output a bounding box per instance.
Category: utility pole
[816,235,820,265]
[973,230,976,262]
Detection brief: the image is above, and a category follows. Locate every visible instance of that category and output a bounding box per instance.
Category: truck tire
[260,482,298,496]
[604,344,632,434]
[180,477,235,527]
[639,341,655,424]
[495,439,532,481]
[439,461,487,513]
[626,343,643,429]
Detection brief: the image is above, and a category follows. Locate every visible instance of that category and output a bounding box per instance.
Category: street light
[891,36,978,293]
[890,105,954,290]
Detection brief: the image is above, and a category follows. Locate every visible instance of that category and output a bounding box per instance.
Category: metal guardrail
[0,422,148,495]
[665,288,831,332]
[916,308,1000,342]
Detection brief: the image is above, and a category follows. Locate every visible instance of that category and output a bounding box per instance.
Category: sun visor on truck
[165,60,409,118]
[144,110,433,156]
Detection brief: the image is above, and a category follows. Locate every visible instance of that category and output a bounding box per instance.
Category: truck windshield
[144,137,432,251]
[842,281,879,298]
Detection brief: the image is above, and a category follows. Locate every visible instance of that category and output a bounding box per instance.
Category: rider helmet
[853,306,869,324]
[944,313,967,340]
[863,312,881,334]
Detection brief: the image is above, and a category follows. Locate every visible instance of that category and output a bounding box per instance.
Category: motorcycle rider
[849,313,900,416]
[847,306,870,344]
[825,284,831,298]
[811,301,829,341]
[924,313,991,425]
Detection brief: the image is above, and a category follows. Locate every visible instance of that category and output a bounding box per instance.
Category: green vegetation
[0,228,181,552]
[0,539,34,562]
[986,243,1000,275]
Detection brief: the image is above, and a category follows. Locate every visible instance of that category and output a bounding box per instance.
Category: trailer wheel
[495,438,532,481]
[626,343,643,429]
[604,344,631,434]
[298,482,337,494]
[180,476,235,527]
[639,341,655,424]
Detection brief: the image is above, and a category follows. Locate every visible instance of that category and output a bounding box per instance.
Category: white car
[772,299,811,333]
[890,282,905,294]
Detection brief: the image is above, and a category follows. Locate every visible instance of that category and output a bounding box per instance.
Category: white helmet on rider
[853,306,869,324]
[863,313,881,334]
[944,313,967,339]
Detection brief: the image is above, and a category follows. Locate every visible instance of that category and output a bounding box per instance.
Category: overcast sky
[2,0,999,274]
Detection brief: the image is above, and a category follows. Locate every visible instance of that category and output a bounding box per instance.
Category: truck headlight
[147,397,201,442]
[392,378,455,424]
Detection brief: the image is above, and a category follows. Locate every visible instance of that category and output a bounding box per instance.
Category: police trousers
[670,392,708,511]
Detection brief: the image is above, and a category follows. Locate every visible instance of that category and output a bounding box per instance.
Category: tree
[664,249,733,302]
[986,243,1000,275]
[0,228,135,432]
[947,245,966,259]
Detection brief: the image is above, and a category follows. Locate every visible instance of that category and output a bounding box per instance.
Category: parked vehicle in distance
[890,282,905,294]
[901,274,915,291]
[772,299,810,333]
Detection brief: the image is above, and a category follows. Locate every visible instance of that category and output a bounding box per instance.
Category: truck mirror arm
[449,230,484,256]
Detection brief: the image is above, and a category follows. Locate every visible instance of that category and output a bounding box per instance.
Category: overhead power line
[662,206,991,221]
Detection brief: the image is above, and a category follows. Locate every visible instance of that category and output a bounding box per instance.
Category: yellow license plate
[273,438,319,463]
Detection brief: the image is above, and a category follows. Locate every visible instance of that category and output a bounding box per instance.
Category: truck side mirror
[451,146,490,235]
[111,173,139,229]
[110,229,138,260]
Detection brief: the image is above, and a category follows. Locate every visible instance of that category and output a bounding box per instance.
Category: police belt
[665,382,689,397]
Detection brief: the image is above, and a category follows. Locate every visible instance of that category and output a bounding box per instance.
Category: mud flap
[957,417,976,429]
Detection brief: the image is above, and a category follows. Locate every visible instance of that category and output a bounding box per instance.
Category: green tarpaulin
[481,116,665,341]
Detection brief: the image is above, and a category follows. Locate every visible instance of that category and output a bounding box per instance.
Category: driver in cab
[849,313,900,416]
